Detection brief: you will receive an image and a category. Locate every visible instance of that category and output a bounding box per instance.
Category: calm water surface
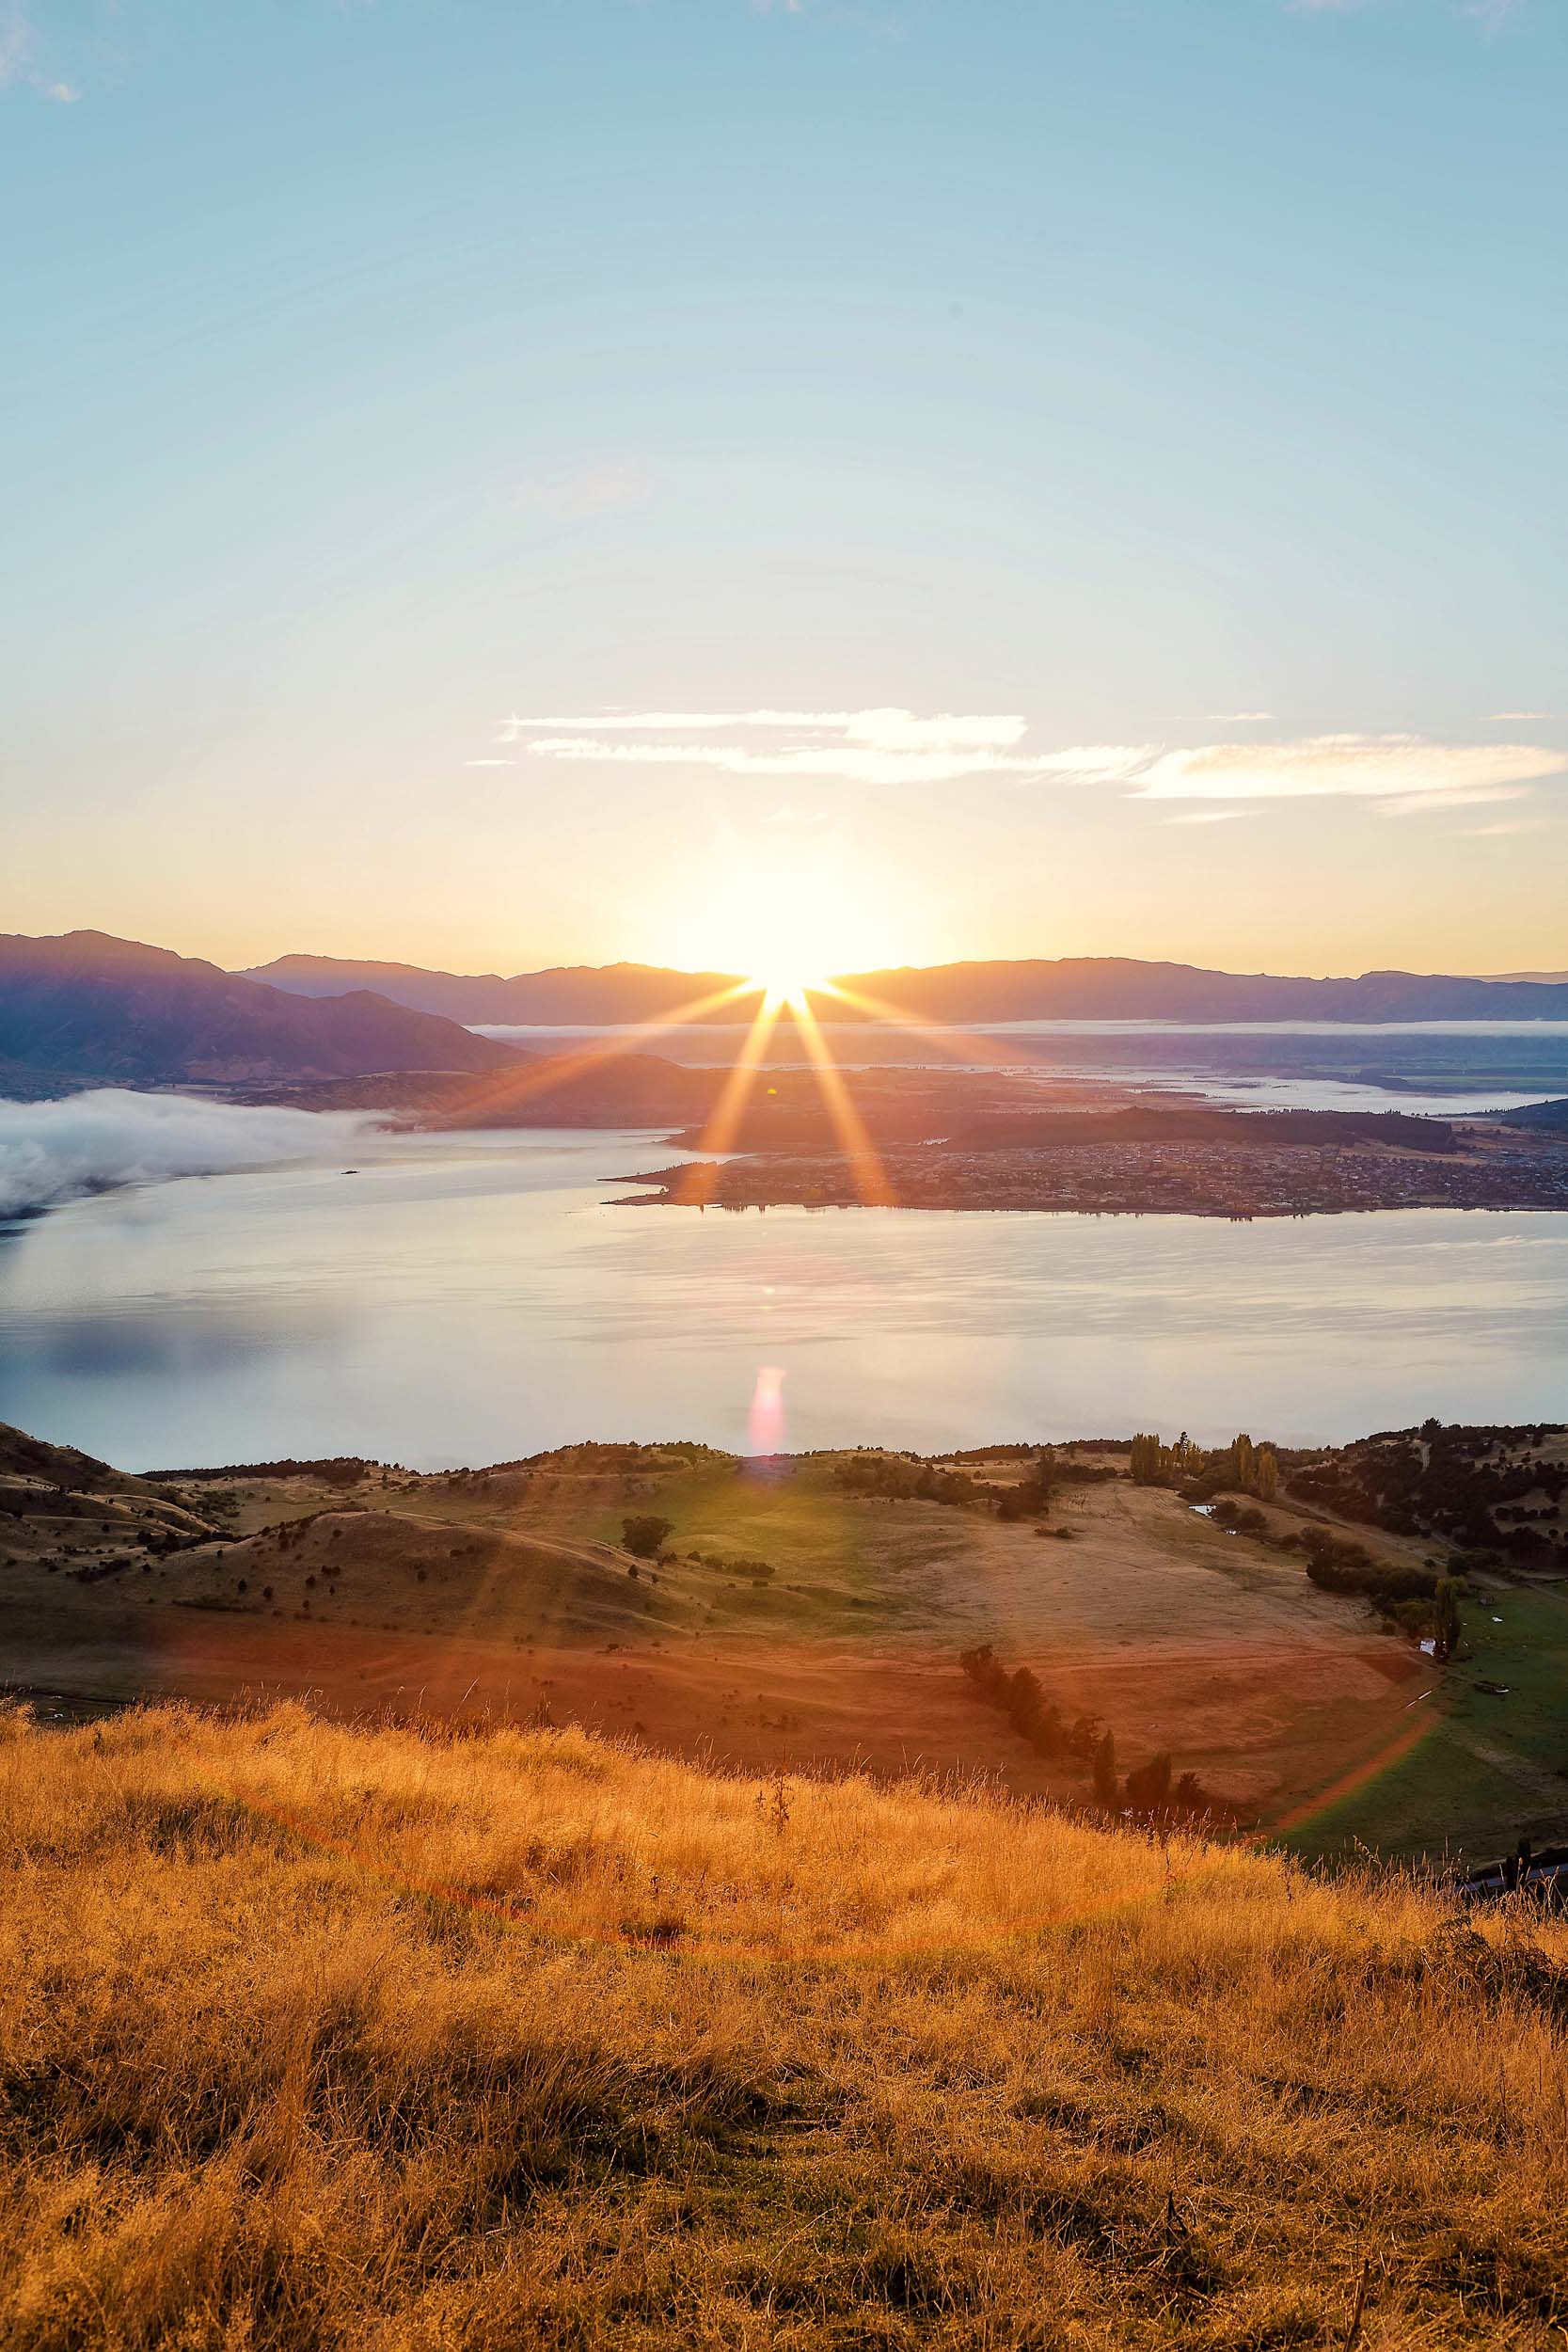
[1,1128,1564,1469]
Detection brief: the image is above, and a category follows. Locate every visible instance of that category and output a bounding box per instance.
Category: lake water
[2,1127,1564,1470]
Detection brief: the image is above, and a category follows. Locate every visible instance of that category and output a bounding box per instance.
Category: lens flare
[748,1363,786,1454]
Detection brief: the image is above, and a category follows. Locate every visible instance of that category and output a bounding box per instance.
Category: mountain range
[6,931,1568,1101]
[239,949,1568,1026]
[0,931,520,1088]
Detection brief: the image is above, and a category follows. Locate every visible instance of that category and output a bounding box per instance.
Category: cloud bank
[0,1092,388,1221]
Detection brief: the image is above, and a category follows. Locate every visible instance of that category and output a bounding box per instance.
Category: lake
[2,1127,1564,1470]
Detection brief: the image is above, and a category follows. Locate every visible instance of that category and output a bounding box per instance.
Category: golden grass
[1,1704,1565,2348]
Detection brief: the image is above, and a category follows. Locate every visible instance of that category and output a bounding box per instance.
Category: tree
[1433,1577,1463,1663]
[1130,1433,1166,1486]
[1256,1446,1279,1502]
[622,1514,673,1560]
[1092,1729,1119,1808]
[1124,1751,1174,1818]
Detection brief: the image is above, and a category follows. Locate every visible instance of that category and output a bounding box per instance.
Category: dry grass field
[2,1701,1565,2349]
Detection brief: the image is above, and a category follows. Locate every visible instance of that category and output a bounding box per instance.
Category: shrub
[623,1515,674,1560]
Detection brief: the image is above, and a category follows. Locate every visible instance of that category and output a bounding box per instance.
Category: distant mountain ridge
[239,955,754,1026]
[238,950,1568,1026]
[0,931,524,1086]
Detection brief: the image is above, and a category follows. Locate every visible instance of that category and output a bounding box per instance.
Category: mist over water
[0,1091,387,1219]
[2,1128,1563,1470]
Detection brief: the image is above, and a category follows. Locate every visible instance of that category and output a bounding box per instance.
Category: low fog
[0,1091,387,1219]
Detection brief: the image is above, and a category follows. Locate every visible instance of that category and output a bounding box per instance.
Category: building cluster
[639,1139,1568,1219]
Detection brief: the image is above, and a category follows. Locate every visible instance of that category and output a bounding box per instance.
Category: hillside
[1492,1098,1568,1133]
[0,931,522,1085]
[1,1700,1563,2347]
[1287,1422,1568,1567]
[0,1419,218,1560]
[240,947,1568,1025]
[12,1422,1568,1861]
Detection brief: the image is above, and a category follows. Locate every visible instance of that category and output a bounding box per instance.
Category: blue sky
[3,0,1564,977]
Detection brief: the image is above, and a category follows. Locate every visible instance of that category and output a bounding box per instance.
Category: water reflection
[1,1129,1564,1469]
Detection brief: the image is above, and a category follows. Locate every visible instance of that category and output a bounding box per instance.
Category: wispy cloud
[1132,735,1565,804]
[1162,810,1244,827]
[1376,786,1530,818]
[0,6,77,98]
[1030,745,1161,781]
[1458,818,1548,837]
[499,711,1567,813]
[1155,710,1275,724]
[506,708,1029,751]
[1484,709,1553,722]
[502,707,1053,787]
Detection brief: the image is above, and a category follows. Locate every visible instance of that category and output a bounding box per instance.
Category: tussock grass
[0,1703,1564,2347]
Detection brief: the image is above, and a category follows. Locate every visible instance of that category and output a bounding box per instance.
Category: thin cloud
[1458,818,1548,837]
[1132,735,1565,803]
[1163,810,1244,827]
[1485,709,1553,722]
[502,712,1566,810]
[1376,785,1530,818]
[504,707,1050,787]
[505,708,1029,752]
[0,6,77,98]
[1033,745,1161,781]
[517,735,1051,787]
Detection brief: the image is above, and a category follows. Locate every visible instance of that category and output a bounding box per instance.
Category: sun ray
[675,990,786,1204]
[428,977,762,1126]
[790,991,897,1206]
[821,978,1031,1074]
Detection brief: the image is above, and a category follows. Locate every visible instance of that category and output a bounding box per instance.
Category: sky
[3,0,1565,982]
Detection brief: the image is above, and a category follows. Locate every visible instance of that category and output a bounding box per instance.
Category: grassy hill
[0,1700,1563,2347]
[3,1430,1459,1843]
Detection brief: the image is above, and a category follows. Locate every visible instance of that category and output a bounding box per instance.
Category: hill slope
[240,947,1568,1025]
[0,931,522,1084]
[0,1702,1562,2348]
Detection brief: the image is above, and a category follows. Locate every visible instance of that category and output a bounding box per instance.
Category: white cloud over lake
[0,1092,387,1220]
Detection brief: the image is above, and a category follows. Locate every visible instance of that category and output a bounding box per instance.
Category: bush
[623,1515,674,1560]
[1302,1525,1434,1602]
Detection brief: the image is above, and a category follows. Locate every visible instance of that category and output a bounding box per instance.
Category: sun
[750,968,830,1010]
[658,841,906,996]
